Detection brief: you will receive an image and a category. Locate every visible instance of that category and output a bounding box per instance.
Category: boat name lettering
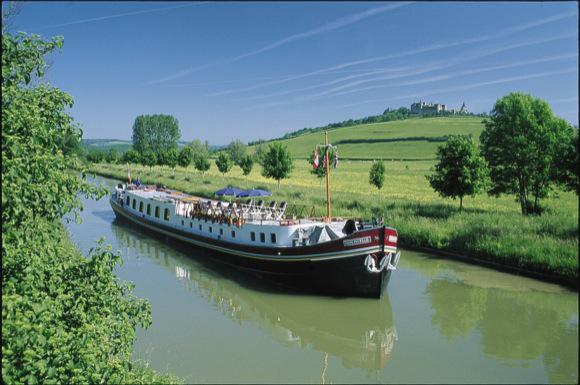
[343,236,371,247]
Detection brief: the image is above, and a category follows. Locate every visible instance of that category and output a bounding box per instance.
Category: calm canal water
[65,176,578,384]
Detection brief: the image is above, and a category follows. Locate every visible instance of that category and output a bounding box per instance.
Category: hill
[254,116,484,160]
[81,139,224,153]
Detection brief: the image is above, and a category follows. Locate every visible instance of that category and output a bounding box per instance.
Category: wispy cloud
[39,2,208,30]
[243,35,577,110]
[211,10,577,97]
[337,68,578,109]
[149,2,413,85]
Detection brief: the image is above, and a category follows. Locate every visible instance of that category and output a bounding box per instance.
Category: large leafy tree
[178,146,194,169]
[131,114,180,156]
[552,128,579,195]
[140,149,157,170]
[194,152,211,175]
[227,139,247,165]
[215,152,233,177]
[427,135,488,210]
[261,142,294,191]
[480,92,575,215]
[369,160,385,200]
[2,30,173,383]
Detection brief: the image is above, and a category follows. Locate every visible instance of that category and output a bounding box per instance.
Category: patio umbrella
[215,187,244,197]
[237,189,272,197]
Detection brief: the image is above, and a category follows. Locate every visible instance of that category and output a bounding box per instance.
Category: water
[65,176,578,384]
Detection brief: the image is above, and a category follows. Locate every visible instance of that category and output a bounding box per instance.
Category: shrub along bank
[88,162,578,287]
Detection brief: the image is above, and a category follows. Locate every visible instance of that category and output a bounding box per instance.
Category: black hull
[111,199,391,298]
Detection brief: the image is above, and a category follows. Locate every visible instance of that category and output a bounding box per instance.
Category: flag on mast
[312,146,319,170]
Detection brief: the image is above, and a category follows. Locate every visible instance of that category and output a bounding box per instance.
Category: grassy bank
[89,160,578,285]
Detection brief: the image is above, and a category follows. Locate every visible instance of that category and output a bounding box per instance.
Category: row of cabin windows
[127,196,170,221]
[250,232,276,244]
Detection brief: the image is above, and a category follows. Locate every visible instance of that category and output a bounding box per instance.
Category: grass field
[252,116,484,159]
[89,159,578,283]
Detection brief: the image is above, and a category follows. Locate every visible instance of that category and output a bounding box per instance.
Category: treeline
[249,107,486,145]
[2,27,178,384]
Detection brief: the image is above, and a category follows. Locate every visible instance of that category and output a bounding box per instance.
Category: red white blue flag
[313,146,319,170]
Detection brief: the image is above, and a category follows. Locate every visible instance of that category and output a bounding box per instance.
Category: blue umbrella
[237,189,272,197]
[215,187,244,197]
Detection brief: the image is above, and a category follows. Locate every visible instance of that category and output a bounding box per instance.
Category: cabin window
[139,201,144,212]
[260,232,265,243]
[146,204,151,215]
[199,224,202,231]
[132,199,136,209]
[164,208,170,221]
[190,222,193,228]
[181,220,184,226]
[209,226,212,233]
[155,206,160,218]
[220,228,224,236]
[251,232,256,241]
[271,233,276,243]
[231,230,236,238]
[126,196,130,205]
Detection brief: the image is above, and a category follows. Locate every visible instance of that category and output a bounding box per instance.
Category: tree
[227,139,247,165]
[178,146,194,169]
[480,92,573,215]
[105,148,119,164]
[122,148,140,164]
[552,126,579,195]
[238,153,254,177]
[159,148,179,174]
[189,139,209,159]
[261,142,294,191]
[427,135,488,210]
[369,160,385,200]
[2,30,172,383]
[215,152,233,177]
[141,149,157,170]
[131,114,180,156]
[194,152,211,175]
[254,142,267,165]
[87,150,105,163]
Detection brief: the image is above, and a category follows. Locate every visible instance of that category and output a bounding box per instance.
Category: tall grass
[90,160,578,282]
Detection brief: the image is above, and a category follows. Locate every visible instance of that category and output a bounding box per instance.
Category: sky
[5,1,579,144]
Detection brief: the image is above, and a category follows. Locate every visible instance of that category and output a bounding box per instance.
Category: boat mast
[324,130,331,222]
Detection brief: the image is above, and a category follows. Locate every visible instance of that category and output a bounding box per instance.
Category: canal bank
[65,175,578,383]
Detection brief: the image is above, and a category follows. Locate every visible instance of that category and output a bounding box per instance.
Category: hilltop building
[411,100,447,115]
[410,100,468,115]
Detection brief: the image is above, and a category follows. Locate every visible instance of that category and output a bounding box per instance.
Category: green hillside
[82,139,192,153]
[257,116,484,160]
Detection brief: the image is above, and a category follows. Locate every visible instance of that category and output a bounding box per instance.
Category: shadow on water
[111,217,398,371]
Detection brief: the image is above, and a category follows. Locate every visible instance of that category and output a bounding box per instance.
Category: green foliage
[427,135,488,210]
[131,114,180,156]
[215,152,233,176]
[261,142,294,191]
[553,128,579,195]
[106,148,119,164]
[369,161,385,196]
[122,149,141,164]
[178,146,193,168]
[157,148,179,168]
[481,92,573,215]
[309,147,335,180]
[188,139,209,159]
[86,150,105,163]
[253,142,268,165]
[238,153,254,176]
[227,139,247,165]
[193,149,211,175]
[2,30,178,384]
[140,149,157,169]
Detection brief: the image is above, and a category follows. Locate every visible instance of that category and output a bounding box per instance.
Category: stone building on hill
[411,100,447,115]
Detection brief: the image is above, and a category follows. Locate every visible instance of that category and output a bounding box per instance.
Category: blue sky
[6,1,578,144]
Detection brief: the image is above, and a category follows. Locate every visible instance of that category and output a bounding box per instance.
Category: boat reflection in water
[112,218,398,371]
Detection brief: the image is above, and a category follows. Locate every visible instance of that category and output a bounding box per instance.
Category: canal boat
[109,132,400,297]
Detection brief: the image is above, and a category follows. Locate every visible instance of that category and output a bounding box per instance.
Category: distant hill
[251,116,484,160]
[81,139,224,153]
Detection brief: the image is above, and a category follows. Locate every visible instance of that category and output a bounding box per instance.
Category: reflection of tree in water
[111,220,398,372]
[426,277,578,383]
[426,279,487,339]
